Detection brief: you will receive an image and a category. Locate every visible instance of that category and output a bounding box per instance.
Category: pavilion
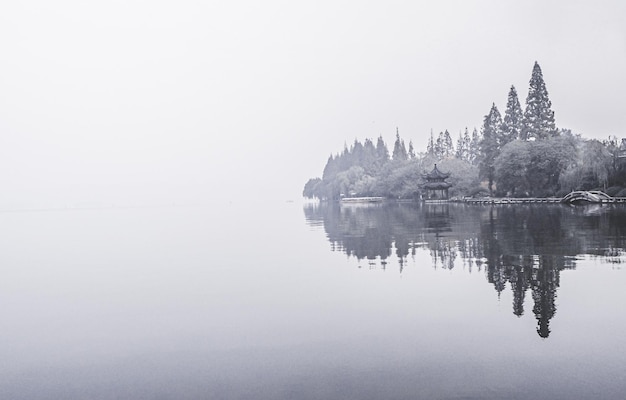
[421,164,452,200]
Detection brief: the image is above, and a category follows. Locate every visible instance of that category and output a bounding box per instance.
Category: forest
[303,62,626,200]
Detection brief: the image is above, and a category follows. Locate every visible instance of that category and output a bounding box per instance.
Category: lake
[1,201,625,399]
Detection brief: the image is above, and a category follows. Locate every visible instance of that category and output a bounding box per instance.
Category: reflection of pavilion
[422,164,452,201]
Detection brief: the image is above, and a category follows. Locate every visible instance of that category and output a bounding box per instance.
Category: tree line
[304,62,626,200]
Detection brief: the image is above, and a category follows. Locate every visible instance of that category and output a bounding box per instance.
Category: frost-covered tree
[502,85,523,145]
[521,62,557,140]
[479,103,503,194]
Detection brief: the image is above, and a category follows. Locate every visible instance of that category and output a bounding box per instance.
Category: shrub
[615,188,626,198]
[468,186,490,198]
[605,186,623,197]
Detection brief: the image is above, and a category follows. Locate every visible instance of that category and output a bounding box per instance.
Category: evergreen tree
[376,135,390,163]
[469,127,481,165]
[443,129,454,158]
[521,62,557,140]
[427,130,435,156]
[463,128,472,161]
[362,138,378,174]
[392,129,408,161]
[435,131,445,159]
[479,103,503,194]
[502,85,523,145]
[351,139,364,166]
[408,140,416,159]
[455,131,464,160]
[322,154,337,180]
[456,128,471,161]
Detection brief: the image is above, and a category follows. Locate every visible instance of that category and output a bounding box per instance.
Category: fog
[1,1,625,206]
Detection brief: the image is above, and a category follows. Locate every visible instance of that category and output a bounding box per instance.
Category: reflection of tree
[303,202,626,338]
[531,257,559,338]
[509,261,531,317]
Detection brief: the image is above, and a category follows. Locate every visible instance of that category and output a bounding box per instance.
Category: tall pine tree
[443,130,454,158]
[408,140,416,159]
[435,132,445,159]
[392,128,408,161]
[469,128,481,165]
[362,138,378,174]
[455,128,471,161]
[426,130,435,156]
[479,103,503,194]
[502,85,523,145]
[455,131,465,160]
[521,62,557,140]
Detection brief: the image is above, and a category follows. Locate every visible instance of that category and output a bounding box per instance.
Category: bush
[605,186,623,197]
[615,188,626,197]
[468,186,490,198]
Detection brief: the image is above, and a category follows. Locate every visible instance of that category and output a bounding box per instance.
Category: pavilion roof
[424,164,450,180]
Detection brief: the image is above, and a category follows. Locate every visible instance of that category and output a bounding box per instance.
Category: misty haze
[2,1,626,399]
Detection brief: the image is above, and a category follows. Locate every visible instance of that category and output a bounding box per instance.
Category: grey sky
[1,1,625,204]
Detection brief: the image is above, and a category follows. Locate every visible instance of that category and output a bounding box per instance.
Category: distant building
[421,164,452,200]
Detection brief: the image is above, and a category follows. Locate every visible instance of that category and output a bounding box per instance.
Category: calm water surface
[1,201,625,399]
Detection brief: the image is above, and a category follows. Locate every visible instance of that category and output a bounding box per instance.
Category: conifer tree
[455,128,471,161]
[322,154,336,180]
[408,140,416,159]
[435,132,445,159]
[376,135,389,163]
[351,139,364,166]
[392,129,408,161]
[463,128,472,160]
[521,62,557,140]
[443,129,454,158]
[470,128,481,165]
[427,130,435,156]
[362,138,378,173]
[479,103,503,194]
[456,131,465,160]
[502,85,523,145]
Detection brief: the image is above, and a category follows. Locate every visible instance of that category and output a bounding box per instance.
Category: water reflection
[304,202,626,338]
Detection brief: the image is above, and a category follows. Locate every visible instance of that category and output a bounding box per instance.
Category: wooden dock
[340,197,385,204]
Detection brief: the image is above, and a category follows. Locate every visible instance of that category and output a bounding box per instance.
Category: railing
[464,197,562,204]
[462,191,626,205]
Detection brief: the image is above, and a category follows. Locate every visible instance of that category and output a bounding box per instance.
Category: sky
[1,1,625,206]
